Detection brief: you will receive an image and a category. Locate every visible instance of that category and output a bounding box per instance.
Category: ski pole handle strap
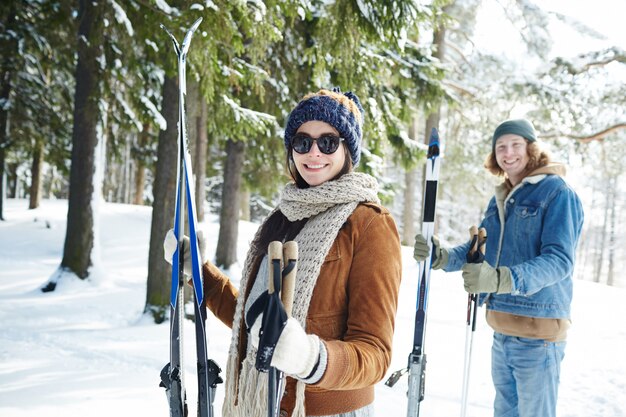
[281,241,298,317]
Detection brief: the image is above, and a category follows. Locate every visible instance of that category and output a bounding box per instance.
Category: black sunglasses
[291,134,344,155]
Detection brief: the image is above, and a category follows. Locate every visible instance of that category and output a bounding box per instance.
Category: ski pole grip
[468,225,478,257]
[281,241,298,317]
[470,225,478,253]
[478,227,487,256]
[268,241,283,294]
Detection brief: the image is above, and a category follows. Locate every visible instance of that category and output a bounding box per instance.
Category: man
[414,119,584,417]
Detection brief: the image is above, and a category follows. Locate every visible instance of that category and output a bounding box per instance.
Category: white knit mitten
[163,229,207,275]
[250,315,320,378]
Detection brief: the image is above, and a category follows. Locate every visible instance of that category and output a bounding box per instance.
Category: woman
[166,88,402,417]
[414,119,584,417]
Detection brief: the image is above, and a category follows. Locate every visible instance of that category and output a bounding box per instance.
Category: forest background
[0,0,624,321]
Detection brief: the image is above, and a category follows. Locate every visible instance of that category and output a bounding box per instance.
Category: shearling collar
[496,162,567,202]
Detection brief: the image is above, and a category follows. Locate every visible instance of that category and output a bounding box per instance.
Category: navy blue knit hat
[492,119,537,151]
[284,88,365,165]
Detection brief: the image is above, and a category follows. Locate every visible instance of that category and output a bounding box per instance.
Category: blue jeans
[491,332,566,417]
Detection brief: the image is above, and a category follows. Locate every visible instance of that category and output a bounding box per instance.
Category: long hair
[484,140,551,178]
[285,142,354,189]
[254,210,308,256]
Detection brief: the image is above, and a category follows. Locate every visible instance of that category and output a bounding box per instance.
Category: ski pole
[265,241,298,417]
[246,241,298,417]
[266,242,284,417]
[460,226,486,417]
[274,241,298,417]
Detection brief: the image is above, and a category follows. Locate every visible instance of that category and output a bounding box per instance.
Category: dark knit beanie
[492,119,537,151]
[284,88,364,165]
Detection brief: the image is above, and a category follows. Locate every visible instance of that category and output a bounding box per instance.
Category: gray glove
[462,263,512,294]
[413,234,448,270]
[163,229,207,276]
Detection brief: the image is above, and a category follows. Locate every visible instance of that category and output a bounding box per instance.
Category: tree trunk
[606,176,616,286]
[240,188,250,222]
[577,182,596,281]
[6,162,18,198]
[29,140,44,209]
[133,125,149,205]
[594,173,611,283]
[402,118,419,245]
[0,148,5,220]
[0,5,17,221]
[215,139,245,268]
[145,75,179,322]
[60,0,104,280]
[195,96,208,222]
[122,134,132,203]
[0,138,6,221]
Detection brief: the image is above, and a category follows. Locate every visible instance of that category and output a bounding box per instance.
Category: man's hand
[413,234,448,270]
[462,262,512,294]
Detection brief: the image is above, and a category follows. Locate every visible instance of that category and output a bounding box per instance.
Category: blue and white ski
[386,128,442,417]
[159,18,221,417]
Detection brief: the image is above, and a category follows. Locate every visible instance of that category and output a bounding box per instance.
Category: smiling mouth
[305,163,327,169]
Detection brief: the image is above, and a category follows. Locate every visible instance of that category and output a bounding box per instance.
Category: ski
[385,128,441,417]
[159,18,222,417]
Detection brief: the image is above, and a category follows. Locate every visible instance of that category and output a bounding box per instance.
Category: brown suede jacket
[201,202,402,416]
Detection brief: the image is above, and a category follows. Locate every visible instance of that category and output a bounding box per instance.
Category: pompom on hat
[492,119,537,151]
[284,88,365,165]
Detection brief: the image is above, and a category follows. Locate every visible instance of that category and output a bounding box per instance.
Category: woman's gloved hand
[250,314,320,379]
[163,229,207,275]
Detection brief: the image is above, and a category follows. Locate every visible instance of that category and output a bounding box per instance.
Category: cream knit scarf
[222,172,380,417]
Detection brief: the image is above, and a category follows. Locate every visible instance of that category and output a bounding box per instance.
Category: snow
[141,96,167,131]
[110,0,134,37]
[222,95,277,132]
[474,0,626,67]
[1,198,624,416]
[153,0,179,17]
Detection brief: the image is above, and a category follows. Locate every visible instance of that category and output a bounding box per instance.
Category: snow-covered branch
[542,123,626,143]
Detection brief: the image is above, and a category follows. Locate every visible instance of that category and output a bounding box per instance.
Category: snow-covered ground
[1,198,624,417]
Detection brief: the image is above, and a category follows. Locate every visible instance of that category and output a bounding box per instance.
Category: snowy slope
[0,199,624,417]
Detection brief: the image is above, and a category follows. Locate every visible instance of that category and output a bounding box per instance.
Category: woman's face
[291,121,346,187]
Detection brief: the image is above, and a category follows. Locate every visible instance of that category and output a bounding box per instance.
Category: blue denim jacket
[445,173,584,319]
